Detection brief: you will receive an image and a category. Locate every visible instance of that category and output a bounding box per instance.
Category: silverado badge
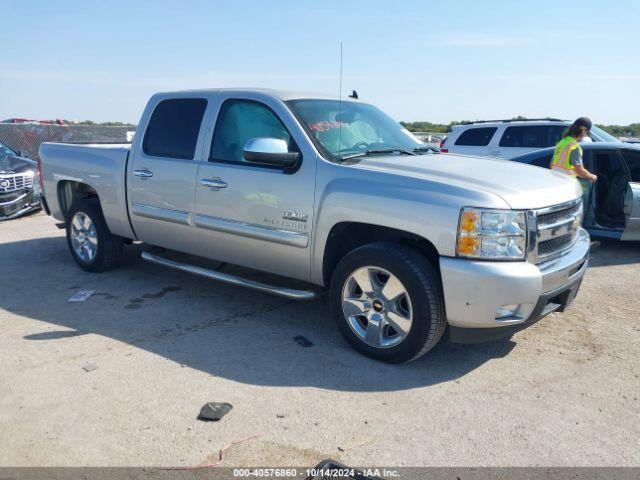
[282,211,308,223]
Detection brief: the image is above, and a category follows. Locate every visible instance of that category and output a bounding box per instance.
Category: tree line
[400,120,640,138]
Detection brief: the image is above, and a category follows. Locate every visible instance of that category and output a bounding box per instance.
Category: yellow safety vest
[550,136,582,177]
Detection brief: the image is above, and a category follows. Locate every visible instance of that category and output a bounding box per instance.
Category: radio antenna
[338,41,343,160]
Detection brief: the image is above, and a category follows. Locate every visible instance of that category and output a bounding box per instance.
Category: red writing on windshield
[308,121,347,132]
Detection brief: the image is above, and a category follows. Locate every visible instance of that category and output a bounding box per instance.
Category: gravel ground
[1,212,639,467]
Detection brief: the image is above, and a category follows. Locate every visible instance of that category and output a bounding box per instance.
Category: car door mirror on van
[243,137,300,169]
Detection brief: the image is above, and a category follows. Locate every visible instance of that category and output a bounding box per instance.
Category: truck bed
[39,142,135,239]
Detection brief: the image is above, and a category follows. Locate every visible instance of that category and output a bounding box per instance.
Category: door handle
[133,169,153,178]
[200,178,228,189]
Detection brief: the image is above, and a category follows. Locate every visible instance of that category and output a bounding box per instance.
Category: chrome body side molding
[195,214,308,248]
[131,204,190,226]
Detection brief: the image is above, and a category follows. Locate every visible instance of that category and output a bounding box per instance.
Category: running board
[140,250,320,300]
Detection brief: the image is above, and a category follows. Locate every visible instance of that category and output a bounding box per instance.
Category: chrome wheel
[70,212,97,263]
[341,266,413,348]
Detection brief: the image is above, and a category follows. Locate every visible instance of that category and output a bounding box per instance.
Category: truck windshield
[287,99,425,162]
[0,141,17,158]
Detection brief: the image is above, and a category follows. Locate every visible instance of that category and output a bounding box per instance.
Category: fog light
[496,304,520,320]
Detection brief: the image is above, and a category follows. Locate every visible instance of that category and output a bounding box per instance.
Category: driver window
[210,100,292,164]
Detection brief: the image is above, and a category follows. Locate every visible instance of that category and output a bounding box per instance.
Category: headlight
[457,208,527,260]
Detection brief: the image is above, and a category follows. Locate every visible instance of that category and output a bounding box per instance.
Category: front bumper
[0,190,41,220]
[440,228,590,343]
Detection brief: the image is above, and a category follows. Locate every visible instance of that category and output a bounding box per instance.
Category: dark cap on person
[572,117,592,131]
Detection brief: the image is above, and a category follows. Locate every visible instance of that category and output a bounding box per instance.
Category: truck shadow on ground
[587,239,640,268]
[2,236,525,392]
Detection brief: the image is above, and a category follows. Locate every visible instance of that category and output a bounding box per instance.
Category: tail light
[440,138,448,153]
[441,148,449,153]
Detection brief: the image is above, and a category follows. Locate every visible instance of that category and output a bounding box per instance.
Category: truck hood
[350,153,581,209]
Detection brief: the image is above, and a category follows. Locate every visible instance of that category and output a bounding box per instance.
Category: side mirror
[18,150,29,158]
[243,137,300,169]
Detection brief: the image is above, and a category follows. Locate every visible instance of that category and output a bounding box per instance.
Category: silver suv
[442,118,618,159]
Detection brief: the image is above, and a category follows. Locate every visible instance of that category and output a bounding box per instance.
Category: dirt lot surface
[1,212,639,467]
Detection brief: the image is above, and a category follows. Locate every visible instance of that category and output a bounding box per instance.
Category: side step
[140,250,320,301]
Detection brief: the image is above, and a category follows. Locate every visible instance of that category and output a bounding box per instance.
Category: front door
[620,149,640,240]
[193,94,316,281]
[128,97,208,252]
[592,150,627,232]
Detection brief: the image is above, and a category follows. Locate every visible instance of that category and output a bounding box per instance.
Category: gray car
[0,141,41,220]
[513,142,640,241]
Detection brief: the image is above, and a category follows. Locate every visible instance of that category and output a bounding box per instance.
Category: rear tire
[330,242,446,363]
[66,198,124,272]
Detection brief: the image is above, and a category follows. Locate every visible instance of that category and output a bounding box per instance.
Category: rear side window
[499,125,566,148]
[143,98,207,159]
[454,127,497,146]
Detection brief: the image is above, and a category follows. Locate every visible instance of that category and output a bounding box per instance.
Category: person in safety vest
[550,117,598,182]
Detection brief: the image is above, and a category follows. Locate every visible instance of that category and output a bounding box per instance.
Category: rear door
[128,96,208,252]
[620,149,640,240]
[496,124,566,159]
[192,93,317,281]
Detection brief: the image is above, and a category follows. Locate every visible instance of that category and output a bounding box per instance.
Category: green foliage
[402,119,640,139]
[596,123,640,138]
[400,121,459,133]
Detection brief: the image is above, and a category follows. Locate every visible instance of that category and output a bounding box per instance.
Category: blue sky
[1,0,639,124]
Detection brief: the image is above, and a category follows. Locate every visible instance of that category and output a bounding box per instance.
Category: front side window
[143,98,207,159]
[590,126,618,143]
[286,99,424,161]
[454,127,497,147]
[210,100,292,164]
[621,149,640,182]
[531,153,553,169]
[499,125,566,148]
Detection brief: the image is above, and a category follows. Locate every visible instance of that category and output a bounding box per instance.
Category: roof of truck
[153,88,346,102]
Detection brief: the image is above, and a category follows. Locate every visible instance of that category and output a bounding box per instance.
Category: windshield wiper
[413,145,440,153]
[340,147,417,161]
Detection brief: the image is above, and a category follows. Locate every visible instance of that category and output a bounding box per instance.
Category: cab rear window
[454,127,497,146]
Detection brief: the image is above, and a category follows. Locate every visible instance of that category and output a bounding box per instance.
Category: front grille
[537,202,581,226]
[534,199,582,262]
[538,233,574,256]
[0,173,33,194]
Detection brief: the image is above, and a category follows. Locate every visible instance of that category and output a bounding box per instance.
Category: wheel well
[57,181,99,220]
[322,222,440,286]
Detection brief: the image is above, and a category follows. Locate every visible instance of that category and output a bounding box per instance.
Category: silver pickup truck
[40,89,589,363]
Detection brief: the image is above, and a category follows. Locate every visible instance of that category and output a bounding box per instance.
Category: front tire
[66,198,124,272]
[330,242,446,363]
